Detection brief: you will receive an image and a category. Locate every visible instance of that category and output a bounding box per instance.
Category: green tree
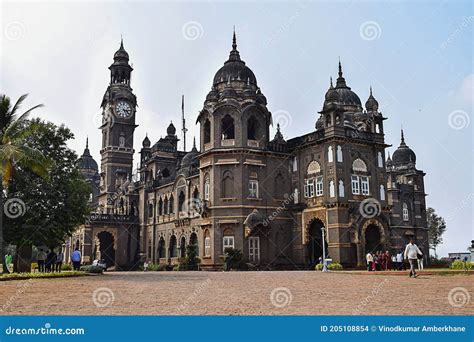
[427,207,446,258]
[0,94,49,273]
[4,118,90,272]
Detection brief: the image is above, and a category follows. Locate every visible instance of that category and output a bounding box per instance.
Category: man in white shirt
[396,252,404,271]
[366,252,374,272]
[404,238,422,278]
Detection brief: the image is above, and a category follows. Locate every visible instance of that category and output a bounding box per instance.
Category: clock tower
[98,39,137,212]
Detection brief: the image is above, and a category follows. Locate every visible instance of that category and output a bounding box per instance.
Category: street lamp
[321,226,328,272]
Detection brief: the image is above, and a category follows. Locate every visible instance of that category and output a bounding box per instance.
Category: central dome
[212,31,257,87]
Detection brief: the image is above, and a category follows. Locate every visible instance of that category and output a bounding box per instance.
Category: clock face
[115,101,132,118]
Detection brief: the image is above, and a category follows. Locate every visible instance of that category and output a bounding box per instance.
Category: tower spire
[401,128,405,145]
[86,136,89,150]
[336,58,347,88]
[120,35,124,49]
[181,95,188,152]
[232,26,237,51]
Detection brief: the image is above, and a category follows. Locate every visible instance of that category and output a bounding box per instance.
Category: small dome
[180,139,199,169]
[167,122,176,136]
[114,39,129,61]
[324,78,339,103]
[77,138,98,171]
[323,61,362,111]
[142,135,151,148]
[365,87,379,112]
[392,130,416,166]
[206,87,219,101]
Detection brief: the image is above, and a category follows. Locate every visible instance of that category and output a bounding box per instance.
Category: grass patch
[0,271,87,281]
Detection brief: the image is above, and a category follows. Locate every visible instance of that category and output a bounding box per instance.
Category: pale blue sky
[1,1,472,256]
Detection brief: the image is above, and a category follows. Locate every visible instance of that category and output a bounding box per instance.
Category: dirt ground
[0,271,472,315]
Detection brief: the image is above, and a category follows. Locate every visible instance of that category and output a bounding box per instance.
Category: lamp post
[321,226,328,272]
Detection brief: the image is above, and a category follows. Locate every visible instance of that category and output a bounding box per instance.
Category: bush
[172,265,180,271]
[80,265,103,274]
[328,263,343,270]
[450,260,473,270]
[31,262,38,271]
[148,263,165,271]
[223,248,246,271]
[61,264,73,271]
[315,263,323,271]
[177,245,201,271]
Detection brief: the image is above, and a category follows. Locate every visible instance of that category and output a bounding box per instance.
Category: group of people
[36,249,64,272]
[366,239,423,278]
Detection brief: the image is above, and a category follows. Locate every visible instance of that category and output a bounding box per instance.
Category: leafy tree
[0,94,49,272]
[427,207,446,258]
[4,118,90,272]
[178,244,201,271]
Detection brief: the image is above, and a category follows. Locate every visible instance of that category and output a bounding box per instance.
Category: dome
[167,122,176,136]
[392,130,416,166]
[365,87,379,112]
[180,139,199,169]
[142,135,151,148]
[206,87,219,101]
[212,31,257,87]
[324,78,339,103]
[77,138,98,171]
[322,61,362,110]
[113,39,129,61]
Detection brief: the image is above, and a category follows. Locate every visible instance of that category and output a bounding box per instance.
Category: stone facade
[69,33,429,270]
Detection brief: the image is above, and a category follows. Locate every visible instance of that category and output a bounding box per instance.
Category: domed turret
[142,134,151,148]
[212,29,257,88]
[181,138,199,169]
[392,129,416,166]
[113,38,129,62]
[365,87,379,112]
[167,121,176,136]
[77,137,98,171]
[322,61,362,112]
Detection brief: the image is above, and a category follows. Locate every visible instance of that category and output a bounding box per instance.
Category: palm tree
[0,94,50,273]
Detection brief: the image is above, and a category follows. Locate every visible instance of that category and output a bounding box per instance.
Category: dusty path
[0,271,472,315]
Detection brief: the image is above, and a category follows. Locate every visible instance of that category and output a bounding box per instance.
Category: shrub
[31,262,38,271]
[223,248,246,271]
[172,265,180,271]
[148,263,165,271]
[328,263,343,270]
[178,245,201,271]
[61,264,73,271]
[315,263,323,271]
[450,260,473,270]
[80,265,103,274]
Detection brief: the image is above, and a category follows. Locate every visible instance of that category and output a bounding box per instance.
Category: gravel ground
[0,271,472,315]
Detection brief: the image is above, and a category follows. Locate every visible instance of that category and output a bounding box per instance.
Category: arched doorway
[308,219,327,265]
[190,232,198,255]
[158,237,166,259]
[97,231,115,268]
[180,237,186,258]
[365,224,382,254]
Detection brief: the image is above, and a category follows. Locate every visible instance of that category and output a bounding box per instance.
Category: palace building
[66,33,429,270]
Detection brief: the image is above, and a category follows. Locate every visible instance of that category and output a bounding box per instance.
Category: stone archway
[307,219,328,266]
[361,219,386,255]
[97,231,115,268]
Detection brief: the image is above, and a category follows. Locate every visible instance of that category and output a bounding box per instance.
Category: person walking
[366,252,373,271]
[404,238,422,278]
[396,251,403,271]
[37,249,47,273]
[56,250,64,272]
[71,248,81,271]
[4,253,13,273]
[417,253,424,271]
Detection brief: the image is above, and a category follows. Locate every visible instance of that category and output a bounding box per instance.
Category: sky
[1,0,472,257]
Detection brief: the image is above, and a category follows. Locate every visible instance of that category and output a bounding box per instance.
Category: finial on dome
[86,136,89,149]
[401,128,406,145]
[336,58,347,88]
[232,26,237,51]
[338,57,343,77]
[120,35,124,49]
[330,77,334,88]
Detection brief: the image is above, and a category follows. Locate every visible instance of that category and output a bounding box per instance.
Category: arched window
[292,156,298,172]
[336,146,343,162]
[338,180,345,197]
[204,119,211,144]
[190,232,198,255]
[221,114,235,140]
[169,194,174,213]
[158,237,166,258]
[307,161,321,175]
[380,185,385,201]
[158,198,163,216]
[403,203,409,221]
[169,235,178,258]
[204,230,211,257]
[180,236,186,258]
[247,116,259,140]
[377,152,384,168]
[204,175,210,201]
[326,114,332,127]
[222,170,233,198]
[375,123,380,133]
[163,197,169,215]
[119,134,126,147]
[148,203,154,218]
[329,180,335,198]
[352,158,368,172]
[328,146,334,163]
[178,191,185,212]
